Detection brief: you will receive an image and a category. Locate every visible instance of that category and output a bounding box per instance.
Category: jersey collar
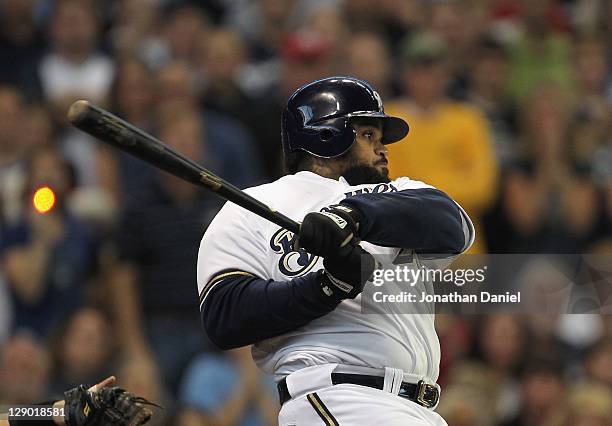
[294,170,349,186]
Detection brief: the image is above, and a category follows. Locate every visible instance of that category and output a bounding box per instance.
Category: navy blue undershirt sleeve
[201,271,338,350]
[341,188,466,254]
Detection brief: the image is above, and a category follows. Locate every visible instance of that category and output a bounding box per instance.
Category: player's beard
[340,163,391,185]
[342,165,391,185]
[331,144,391,185]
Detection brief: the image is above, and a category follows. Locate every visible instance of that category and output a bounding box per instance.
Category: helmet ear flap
[319,129,334,142]
[281,108,298,154]
[308,116,355,157]
[283,115,356,158]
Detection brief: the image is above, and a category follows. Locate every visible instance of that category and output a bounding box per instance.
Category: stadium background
[0,0,611,424]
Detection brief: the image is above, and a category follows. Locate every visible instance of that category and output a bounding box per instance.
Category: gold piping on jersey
[307,393,339,426]
[199,270,256,305]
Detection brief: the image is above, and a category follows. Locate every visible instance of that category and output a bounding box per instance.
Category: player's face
[338,122,390,185]
[354,123,388,174]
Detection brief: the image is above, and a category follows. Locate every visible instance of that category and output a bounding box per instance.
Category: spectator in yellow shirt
[386,32,499,253]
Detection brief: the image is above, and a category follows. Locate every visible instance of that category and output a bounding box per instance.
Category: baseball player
[197,76,474,425]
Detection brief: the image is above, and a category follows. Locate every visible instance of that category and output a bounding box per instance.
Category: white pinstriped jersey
[197,171,474,382]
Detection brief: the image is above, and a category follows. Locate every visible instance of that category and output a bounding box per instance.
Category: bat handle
[234,195,300,234]
[276,215,300,235]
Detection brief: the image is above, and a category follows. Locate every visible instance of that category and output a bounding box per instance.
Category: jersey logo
[270,228,319,277]
[344,183,398,197]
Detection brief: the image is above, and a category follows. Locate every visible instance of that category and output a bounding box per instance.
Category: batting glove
[318,243,377,301]
[297,204,362,258]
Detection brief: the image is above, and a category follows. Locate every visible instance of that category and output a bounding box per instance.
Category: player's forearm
[342,188,467,253]
[201,271,339,350]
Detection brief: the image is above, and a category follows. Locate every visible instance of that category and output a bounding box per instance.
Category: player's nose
[374,140,388,157]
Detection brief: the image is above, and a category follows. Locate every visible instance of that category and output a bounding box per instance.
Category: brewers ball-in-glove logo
[270,228,319,276]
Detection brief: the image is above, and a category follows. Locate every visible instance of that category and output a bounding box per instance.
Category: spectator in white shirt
[39,0,114,115]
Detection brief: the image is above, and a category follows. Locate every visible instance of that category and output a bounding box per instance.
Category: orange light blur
[32,186,56,214]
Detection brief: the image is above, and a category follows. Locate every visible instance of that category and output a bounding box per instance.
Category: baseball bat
[67,100,300,234]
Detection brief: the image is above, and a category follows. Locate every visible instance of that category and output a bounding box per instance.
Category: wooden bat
[67,100,300,234]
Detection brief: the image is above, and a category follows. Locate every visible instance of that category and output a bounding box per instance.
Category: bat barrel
[69,101,206,185]
[67,100,301,235]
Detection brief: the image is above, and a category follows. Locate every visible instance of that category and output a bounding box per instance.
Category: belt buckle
[416,380,439,409]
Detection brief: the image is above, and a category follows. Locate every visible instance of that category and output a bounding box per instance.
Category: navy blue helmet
[281,76,409,158]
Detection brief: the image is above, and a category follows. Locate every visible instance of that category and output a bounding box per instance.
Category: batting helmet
[281,76,409,158]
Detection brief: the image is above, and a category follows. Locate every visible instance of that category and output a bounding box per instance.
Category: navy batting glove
[319,244,377,301]
[297,204,361,257]
[321,204,363,236]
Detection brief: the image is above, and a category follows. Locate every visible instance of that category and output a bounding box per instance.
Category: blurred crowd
[0,0,611,425]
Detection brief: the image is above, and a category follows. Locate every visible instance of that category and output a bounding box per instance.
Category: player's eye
[363,131,373,139]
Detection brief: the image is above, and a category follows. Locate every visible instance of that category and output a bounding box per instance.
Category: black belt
[277,372,440,409]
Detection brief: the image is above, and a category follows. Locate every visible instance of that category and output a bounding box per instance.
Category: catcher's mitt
[64,385,159,426]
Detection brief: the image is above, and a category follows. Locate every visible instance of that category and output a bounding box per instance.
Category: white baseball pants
[277,364,447,426]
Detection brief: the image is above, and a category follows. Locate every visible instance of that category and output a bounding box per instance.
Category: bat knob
[67,100,91,124]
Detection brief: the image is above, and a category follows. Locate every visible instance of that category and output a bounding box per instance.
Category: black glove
[321,204,362,232]
[318,243,378,301]
[297,204,362,257]
[64,385,159,426]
